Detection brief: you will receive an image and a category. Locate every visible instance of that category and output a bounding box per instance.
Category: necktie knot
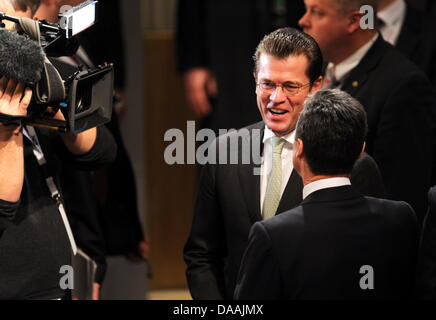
[271,137,285,155]
[324,64,339,89]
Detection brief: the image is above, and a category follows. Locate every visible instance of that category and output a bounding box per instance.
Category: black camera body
[0,0,114,133]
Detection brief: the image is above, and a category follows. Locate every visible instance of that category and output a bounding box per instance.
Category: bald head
[0,0,40,15]
[331,0,378,15]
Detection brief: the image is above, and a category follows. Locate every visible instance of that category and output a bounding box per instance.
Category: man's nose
[270,86,286,103]
[298,12,309,29]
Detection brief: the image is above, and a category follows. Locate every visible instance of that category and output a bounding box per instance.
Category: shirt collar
[378,0,406,28]
[303,177,351,200]
[263,125,296,146]
[328,33,379,82]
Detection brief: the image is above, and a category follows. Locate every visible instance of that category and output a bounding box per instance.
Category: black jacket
[396,5,436,93]
[0,126,116,299]
[339,35,436,223]
[184,122,386,300]
[235,185,419,299]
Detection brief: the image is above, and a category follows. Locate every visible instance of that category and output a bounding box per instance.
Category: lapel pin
[352,81,359,88]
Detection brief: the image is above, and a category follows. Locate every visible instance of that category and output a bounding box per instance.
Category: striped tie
[323,65,338,89]
[262,137,285,220]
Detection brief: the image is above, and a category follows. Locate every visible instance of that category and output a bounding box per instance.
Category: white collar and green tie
[261,127,295,219]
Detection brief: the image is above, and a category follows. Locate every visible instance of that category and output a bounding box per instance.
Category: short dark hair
[296,89,368,175]
[11,0,40,15]
[253,27,323,84]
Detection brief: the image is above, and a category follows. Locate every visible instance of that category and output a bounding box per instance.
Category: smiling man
[184,27,386,300]
[255,51,317,137]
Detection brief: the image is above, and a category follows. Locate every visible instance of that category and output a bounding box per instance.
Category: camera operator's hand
[0,77,31,203]
[0,77,32,120]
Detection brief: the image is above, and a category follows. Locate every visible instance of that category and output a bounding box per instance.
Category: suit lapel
[396,6,420,58]
[238,122,264,223]
[276,169,303,215]
[340,35,388,97]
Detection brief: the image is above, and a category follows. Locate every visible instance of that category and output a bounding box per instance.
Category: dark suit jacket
[184,122,386,300]
[415,186,436,299]
[406,0,436,15]
[396,5,436,93]
[176,0,305,132]
[234,185,419,300]
[339,35,436,223]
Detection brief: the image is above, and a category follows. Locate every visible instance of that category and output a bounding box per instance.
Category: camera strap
[18,17,66,104]
[23,126,78,256]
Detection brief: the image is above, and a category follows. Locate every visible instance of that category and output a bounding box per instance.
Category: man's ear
[347,11,363,33]
[359,141,366,158]
[295,138,304,159]
[310,76,323,93]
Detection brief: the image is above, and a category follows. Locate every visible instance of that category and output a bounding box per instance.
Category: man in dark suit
[299,0,436,223]
[176,0,306,132]
[377,0,436,92]
[406,0,436,15]
[184,28,385,300]
[235,89,419,300]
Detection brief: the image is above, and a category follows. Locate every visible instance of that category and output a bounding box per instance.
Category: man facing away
[235,89,419,300]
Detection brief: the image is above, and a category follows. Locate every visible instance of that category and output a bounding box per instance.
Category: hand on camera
[0,77,32,119]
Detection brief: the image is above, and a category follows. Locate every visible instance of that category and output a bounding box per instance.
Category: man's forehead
[304,0,334,9]
[258,53,309,69]
[257,54,311,82]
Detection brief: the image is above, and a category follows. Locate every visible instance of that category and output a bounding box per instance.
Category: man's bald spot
[0,0,14,11]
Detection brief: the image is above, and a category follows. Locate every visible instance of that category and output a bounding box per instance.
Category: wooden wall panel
[144,31,196,291]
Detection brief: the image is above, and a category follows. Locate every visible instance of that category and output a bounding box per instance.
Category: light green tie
[262,137,286,220]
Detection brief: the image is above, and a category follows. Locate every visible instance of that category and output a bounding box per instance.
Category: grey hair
[331,0,378,15]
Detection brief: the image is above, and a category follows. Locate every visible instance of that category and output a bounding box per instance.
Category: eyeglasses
[256,81,311,97]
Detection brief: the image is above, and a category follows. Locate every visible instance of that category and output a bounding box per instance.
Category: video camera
[0,0,114,133]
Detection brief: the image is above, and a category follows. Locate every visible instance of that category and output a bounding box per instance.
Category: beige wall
[141,0,177,30]
[140,0,195,290]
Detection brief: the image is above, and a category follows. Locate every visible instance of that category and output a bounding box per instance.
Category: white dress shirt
[303,177,351,200]
[326,34,379,84]
[260,126,295,210]
[377,0,406,46]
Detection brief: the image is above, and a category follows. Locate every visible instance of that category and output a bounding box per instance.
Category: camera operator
[0,0,116,300]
